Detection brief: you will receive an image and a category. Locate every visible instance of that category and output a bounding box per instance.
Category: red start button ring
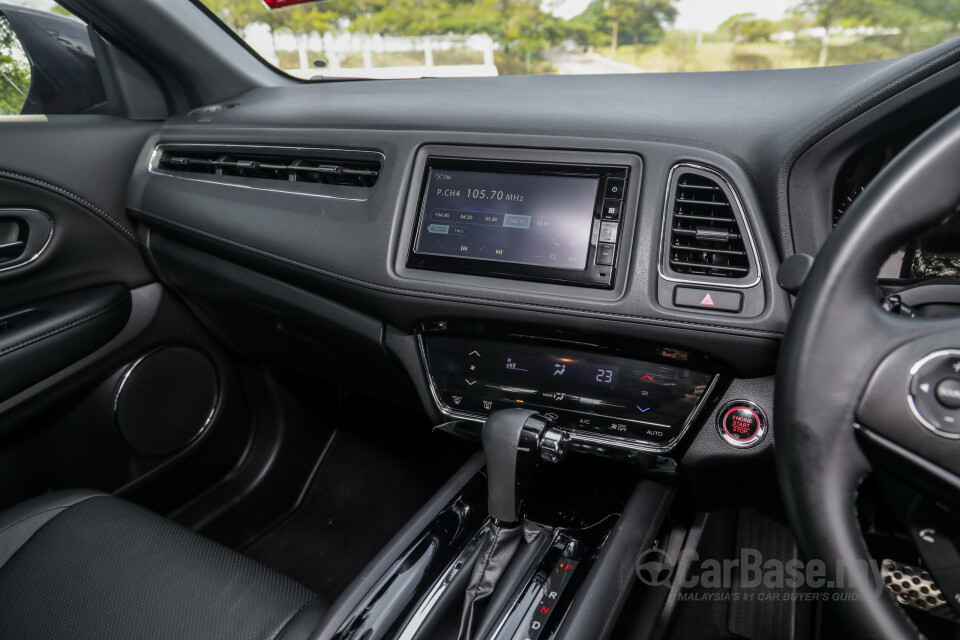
[717,400,767,448]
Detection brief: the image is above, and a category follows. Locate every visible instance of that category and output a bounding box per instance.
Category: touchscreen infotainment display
[414,168,599,270]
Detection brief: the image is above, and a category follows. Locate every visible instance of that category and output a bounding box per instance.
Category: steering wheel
[776,104,960,638]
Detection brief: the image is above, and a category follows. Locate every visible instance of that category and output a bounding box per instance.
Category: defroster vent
[661,165,758,284]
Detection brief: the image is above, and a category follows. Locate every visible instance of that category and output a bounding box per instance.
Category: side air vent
[661,165,759,286]
[153,146,381,188]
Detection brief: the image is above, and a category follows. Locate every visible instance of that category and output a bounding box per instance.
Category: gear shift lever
[457,409,558,640]
[481,408,550,524]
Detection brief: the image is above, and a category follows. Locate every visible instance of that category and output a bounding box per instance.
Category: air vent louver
[666,171,751,279]
[157,148,380,188]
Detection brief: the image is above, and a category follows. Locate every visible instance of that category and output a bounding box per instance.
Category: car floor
[240,395,474,600]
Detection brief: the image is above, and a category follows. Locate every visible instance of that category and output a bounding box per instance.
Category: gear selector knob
[481,409,550,525]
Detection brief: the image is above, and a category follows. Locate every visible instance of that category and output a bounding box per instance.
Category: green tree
[718,13,775,68]
[276,5,339,69]
[792,0,862,66]
[0,16,29,115]
[854,0,960,54]
[719,13,775,43]
[367,0,452,35]
[341,0,562,70]
[495,0,559,59]
[605,0,631,52]
[203,0,263,36]
[624,0,678,47]
[571,0,678,51]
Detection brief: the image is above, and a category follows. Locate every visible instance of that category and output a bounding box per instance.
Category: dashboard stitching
[135,208,784,338]
[0,169,138,245]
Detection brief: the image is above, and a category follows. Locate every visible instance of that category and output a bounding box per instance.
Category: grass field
[273,28,959,76]
[596,30,959,72]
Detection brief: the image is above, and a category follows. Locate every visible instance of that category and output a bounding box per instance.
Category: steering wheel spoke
[859,316,960,476]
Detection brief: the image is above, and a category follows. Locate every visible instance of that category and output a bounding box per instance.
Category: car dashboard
[125,40,960,475]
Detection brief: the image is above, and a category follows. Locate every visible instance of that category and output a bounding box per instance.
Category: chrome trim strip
[657,162,762,289]
[395,520,492,640]
[483,530,561,640]
[147,143,384,202]
[113,346,222,456]
[907,349,960,439]
[417,333,720,455]
[715,400,767,448]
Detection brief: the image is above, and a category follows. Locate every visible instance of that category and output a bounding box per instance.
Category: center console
[313,144,756,640]
[327,412,676,640]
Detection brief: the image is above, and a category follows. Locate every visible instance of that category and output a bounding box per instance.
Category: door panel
[0,117,254,514]
[0,284,130,402]
[0,118,155,309]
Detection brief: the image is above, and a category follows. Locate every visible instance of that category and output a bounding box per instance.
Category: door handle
[0,239,26,262]
[0,209,53,272]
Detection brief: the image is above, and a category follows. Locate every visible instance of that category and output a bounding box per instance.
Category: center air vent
[661,165,759,285]
[154,146,381,188]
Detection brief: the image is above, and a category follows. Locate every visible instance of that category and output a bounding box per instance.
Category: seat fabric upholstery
[0,490,325,640]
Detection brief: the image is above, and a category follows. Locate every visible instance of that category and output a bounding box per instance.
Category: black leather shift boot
[457,522,546,640]
[456,522,523,640]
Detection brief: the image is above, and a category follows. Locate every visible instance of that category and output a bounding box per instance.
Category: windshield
[196,0,960,79]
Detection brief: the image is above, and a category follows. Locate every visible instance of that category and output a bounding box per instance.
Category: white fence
[245,26,498,79]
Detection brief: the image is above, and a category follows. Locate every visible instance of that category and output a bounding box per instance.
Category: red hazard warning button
[673,287,743,313]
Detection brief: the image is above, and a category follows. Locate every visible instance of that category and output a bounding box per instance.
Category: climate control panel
[419,324,719,452]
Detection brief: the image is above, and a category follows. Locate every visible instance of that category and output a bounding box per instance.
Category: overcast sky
[552,0,794,31]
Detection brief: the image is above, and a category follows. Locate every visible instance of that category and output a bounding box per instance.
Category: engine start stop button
[717,401,767,448]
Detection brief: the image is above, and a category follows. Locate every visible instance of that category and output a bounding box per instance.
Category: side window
[0,3,106,116]
[0,14,29,115]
